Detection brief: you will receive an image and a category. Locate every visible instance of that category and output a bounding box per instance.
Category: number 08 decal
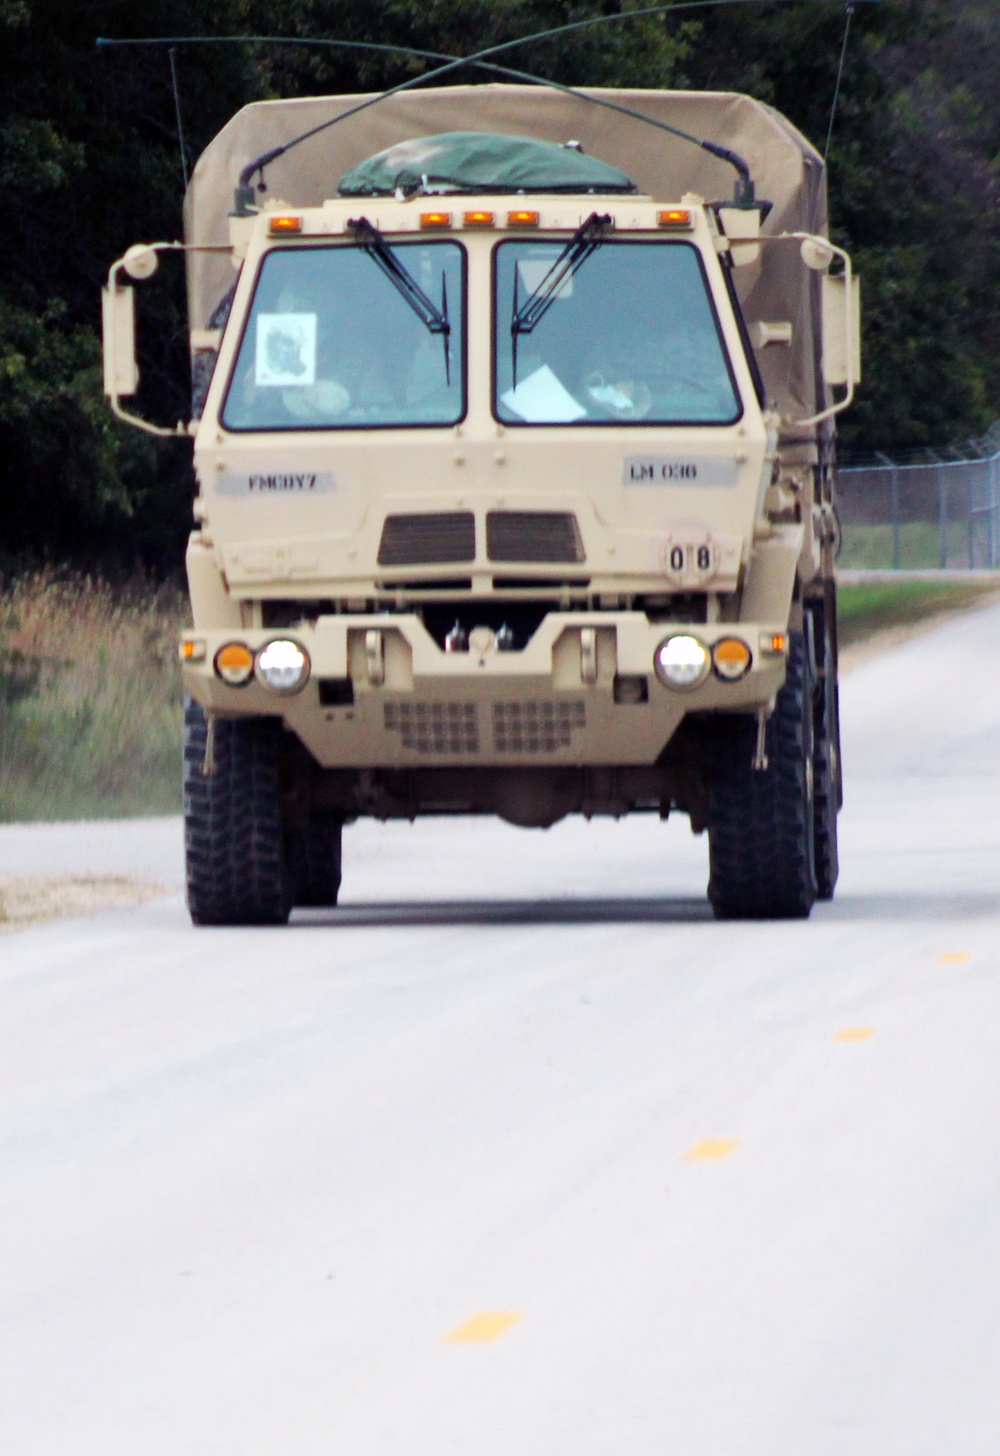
[663,534,717,588]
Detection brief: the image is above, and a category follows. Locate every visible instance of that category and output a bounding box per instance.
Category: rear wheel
[183,697,293,926]
[290,815,343,908]
[708,630,817,920]
[810,599,841,901]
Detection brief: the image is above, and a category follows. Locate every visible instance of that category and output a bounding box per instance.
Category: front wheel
[290,815,343,908]
[707,631,817,920]
[183,698,293,926]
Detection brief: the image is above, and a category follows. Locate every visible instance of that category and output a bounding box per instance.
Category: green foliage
[0,572,187,820]
[0,601,44,709]
[2,0,1000,571]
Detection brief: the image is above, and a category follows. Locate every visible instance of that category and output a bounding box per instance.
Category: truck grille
[492,700,586,752]
[486,511,584,564]
[384,701,480,753]
[378,512,476,566]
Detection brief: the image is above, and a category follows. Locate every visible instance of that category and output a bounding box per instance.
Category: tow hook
[752,706,770,772]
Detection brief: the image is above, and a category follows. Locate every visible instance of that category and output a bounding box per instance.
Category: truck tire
[811,612,841,901]
[290,816,343,908]
[183,697,293,926]
[708,631,817,920]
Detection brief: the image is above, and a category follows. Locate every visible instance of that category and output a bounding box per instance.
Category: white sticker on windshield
[255,313,316,387]
[623,456,740,487]
[502,365,586,423]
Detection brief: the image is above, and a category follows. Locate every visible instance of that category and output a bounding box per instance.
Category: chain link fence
[837,423,1000,570]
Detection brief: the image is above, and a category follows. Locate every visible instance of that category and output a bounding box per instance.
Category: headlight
[654,634,710,690]
[214,641,254,687]
[712,636,752,682]
[256,639,310,693]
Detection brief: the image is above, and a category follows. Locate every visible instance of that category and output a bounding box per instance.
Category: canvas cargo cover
[184,85,828,422]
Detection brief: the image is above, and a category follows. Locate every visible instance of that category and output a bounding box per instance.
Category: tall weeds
[0,572,187,821]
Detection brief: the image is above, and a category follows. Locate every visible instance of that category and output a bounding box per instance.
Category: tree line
[1,0,996,574]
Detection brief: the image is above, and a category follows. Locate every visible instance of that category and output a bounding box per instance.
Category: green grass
[837,580,1000,647]
[838,521,987,570]
[0,572,188,822]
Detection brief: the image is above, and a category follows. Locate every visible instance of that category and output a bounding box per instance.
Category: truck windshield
[494,240,740,427]
[222,241,465,431]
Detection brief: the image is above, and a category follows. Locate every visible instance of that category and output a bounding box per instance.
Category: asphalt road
[3,606,1000,1455]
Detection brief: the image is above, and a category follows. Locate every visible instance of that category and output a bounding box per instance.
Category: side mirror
[101,282,139,397]
[821,272,861,388]
[102,242,190,437]
[765,230,861,427]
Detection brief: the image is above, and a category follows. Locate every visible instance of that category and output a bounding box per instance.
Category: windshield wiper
[510,211,610,387]
[346,216,451,384]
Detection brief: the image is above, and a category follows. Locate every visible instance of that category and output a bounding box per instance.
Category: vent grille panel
[492,700,586,753]
[384,701,480,754]
[486,511,584,564]
[378,512,476,566]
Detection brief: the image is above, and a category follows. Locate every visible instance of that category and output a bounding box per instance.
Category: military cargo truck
[102,83,859,924]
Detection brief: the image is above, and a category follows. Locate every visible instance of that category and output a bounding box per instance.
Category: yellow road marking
[835,1026,877,1042]
[442,1311,525,1344]
[938,951,972,964]
[683,1138,739,1161]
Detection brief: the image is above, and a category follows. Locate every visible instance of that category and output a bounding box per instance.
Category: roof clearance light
[215,642,254,686]
[256,639,310,694]
[657,208,692,229]
[463,210,495,228]
[712,637,752,682]
[268,215,303,234]
[654,634,710,690]
[507,209,540,228]
[420,211,452,229]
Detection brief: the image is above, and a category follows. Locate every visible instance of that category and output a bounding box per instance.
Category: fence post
[876,451,899,570]
[991,453,999,569]
[938,463,948,569]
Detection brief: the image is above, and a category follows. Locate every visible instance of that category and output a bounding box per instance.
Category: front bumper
[181,612,788,769]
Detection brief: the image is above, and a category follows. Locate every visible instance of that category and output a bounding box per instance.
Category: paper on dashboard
[501,365,587,423]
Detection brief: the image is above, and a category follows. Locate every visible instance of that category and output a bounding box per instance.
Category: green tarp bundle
[337,131,637,196]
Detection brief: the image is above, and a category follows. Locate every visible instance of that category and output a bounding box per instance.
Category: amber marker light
[713,637,752,682]
[179,639,206,663]
[463,209,495,228]
[420,211,452,229]
[506,209,540,228]
[268,215,302,234]
[657,208,692,229]
[214,642,255,687]
[759,632,788,655]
